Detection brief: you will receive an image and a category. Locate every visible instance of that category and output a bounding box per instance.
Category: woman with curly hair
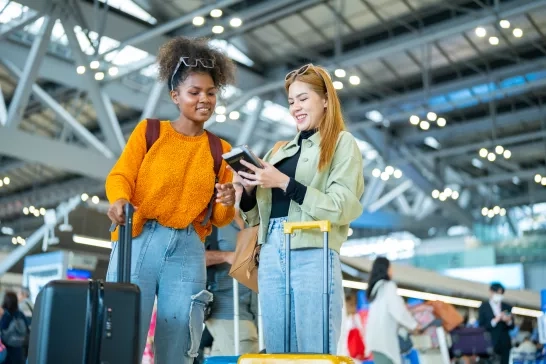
[105,36,237,363]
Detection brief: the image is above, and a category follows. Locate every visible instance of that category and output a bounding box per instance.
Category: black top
[240,129,316,216]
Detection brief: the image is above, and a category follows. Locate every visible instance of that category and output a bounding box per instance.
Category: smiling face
[288,80,327,131]
[170,72,217,124]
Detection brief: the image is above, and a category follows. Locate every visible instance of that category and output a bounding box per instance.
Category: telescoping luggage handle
[116,203,134,284]
[283,220,331,354]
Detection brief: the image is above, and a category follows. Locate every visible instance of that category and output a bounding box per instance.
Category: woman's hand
[216,182,236,206]
[238,159,290,190]
[107,199,137,225]
[230,166,256,195]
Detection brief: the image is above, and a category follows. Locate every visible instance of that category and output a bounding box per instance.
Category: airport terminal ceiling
[1,0,546,267]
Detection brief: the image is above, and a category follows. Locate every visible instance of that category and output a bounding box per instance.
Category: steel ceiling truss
[0,0,545,239]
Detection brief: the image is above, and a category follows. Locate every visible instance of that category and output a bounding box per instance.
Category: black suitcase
[28,203,141,364]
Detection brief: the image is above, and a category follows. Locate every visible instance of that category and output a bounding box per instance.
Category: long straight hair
[284,65,346,171]
[366,257,391,302]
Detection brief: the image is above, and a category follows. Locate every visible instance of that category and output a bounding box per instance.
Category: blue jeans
[106,220,211,363]
[258,217,343,354]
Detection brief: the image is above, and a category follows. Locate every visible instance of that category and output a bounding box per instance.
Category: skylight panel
[98,0,157,25]
[209,39,255,67]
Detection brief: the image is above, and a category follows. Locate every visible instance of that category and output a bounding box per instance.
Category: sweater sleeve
[105,120,148,204]
[211,139,235,227]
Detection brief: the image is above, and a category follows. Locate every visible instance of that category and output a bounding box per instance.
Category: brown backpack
[145,118,222,226]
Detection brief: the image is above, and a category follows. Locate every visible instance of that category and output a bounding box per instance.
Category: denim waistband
[267,217,288,236]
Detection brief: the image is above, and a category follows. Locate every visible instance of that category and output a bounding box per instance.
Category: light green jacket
[241,130,364,253]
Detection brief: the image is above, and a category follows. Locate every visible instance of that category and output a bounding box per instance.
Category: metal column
[5,13,55,127]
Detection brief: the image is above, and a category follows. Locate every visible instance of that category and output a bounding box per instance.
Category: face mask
[492,293,503,303]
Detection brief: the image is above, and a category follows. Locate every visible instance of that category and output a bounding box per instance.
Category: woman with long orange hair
[235,64,364,353]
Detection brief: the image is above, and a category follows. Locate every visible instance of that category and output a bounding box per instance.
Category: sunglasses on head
[170,56,215,91]
[285,63,320,81]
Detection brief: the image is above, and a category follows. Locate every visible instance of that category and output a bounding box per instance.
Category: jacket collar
[285,130,321,148]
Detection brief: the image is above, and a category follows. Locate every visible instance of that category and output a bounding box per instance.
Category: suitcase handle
[117,203,134,283]
[283,221,330,354]
[283,220,331,234]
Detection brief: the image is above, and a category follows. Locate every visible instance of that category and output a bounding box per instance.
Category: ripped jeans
[106,220,211,363]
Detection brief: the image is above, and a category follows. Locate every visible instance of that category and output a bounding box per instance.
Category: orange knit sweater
[105,120,234,242]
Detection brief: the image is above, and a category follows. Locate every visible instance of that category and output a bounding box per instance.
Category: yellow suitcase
[238,221,354,364]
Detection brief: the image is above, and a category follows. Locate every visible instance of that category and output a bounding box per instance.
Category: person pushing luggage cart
[235,63,364,354]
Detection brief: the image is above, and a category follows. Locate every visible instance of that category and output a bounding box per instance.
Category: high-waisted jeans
[258,217,343,354]
[106,220,211,363]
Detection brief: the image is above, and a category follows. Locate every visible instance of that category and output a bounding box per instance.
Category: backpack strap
[201,131,223,226]
[145,119,161,152]
[272,141,288,156]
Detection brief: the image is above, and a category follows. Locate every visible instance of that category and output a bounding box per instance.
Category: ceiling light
[513,28,523,38]
[349,75,360,85]
[0,181,2,187]
[380,172,389,181]
[481,207,488,216]
[210,9,222,18]
[334,69,346,77]
[212,25,224,34]
[503,150,511,159]
[385,166,394,175]
[436,117,446,127]
[499,20,510,29]
[500,208,506,216]
[487,152,496,161]
[76,66,85,74]
[91,196,100,204]
[479,148,488,158]
[409,115,420,125]
[192,16,205,26]
[23,207,29,215]
[74,234,112,249]
[216,114,226,123]
[108,67,118,76]
[393,170,402,179]
[489,36,499,45]
[427,112,437,121]
[444,188,453,197]
[424,136,441,150]
[40,208,46,216]
[333,81,343,90]
[366,110,383,123]
[495,145,504,154]
[419,121,430,130]
[229,17,242,27]
[451,191,459,200]
[475,27,486,37]
[535,174,542,183]
[432,190,440,199]
[542,177,546,186]
[487,210,495,218]
[90,60,100,69]
[94,72,104,81]
[372,168,381,178]
[229,111,240,120]
[215,105,226,115]
[439,193,447,201]
[3,177,9,185]
[493,206,500,214]
[81,193,89,202]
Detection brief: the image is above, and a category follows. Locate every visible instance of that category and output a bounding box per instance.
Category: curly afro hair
[157,36,236,91]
